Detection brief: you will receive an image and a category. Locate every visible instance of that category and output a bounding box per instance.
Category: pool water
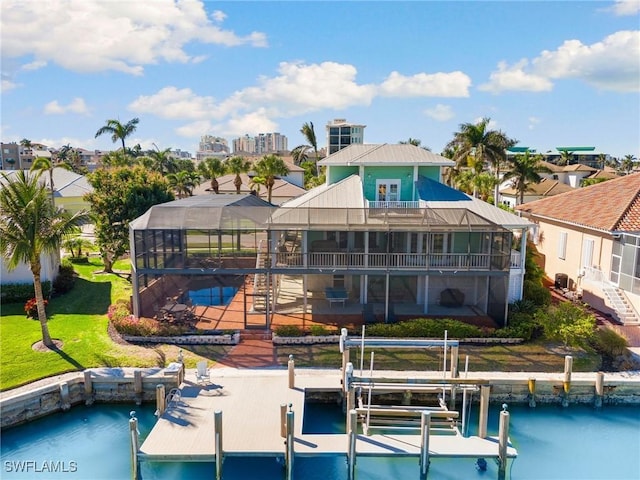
[188,286,238,306]
[1,402,639,479]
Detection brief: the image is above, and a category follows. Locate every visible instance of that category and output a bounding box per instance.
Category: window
[558,232,568,260]
[333,274,345,288]
[581,239,594,269]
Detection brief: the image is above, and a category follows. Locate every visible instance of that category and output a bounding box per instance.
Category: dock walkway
[139,368,516,462]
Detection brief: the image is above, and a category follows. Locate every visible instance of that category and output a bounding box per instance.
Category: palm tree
[226,156,251,194]
[140,144,176,175]
[621,154,637,174]
[597,153,607,170]
[95,117,140,152]
[253,154,290,203]
[290,145,310,166]
[0,171,88,348]
[198,157,227,193]
[502,152,551,205]
[300,122,319,177]
[557,150,574,166]
[399,138,432,151]
[20,138,33,151]
[166,171,197,198]
[100,150,133,169]
[30,156,71,206]
[447,117,516,205]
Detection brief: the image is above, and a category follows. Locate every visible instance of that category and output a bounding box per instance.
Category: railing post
[419,411,431,480]
[214,410,223,480]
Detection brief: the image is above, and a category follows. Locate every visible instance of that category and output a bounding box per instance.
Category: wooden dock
[139,369,517,462]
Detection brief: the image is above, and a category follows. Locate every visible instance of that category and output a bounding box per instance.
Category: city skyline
[1,1,639,159]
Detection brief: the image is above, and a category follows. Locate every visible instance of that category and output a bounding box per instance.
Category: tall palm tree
[0,171,88,348]
[300,122,319,176]
[198,157,227,193]
[253,154,290,203]
[20,138,33,150]
[226,156,251,194]
[621,154,637,174]
[30,156,71,206]
[95,117,140,152]
[140,144,176,175]
[502,152,551,205]
[447,117,516,205]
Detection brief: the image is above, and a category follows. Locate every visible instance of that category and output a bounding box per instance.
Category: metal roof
[318,144,454,167]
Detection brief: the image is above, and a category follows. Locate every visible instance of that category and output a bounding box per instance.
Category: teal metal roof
[556,147,595,152]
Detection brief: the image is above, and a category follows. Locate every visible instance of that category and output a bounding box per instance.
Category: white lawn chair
[195,361,210,385]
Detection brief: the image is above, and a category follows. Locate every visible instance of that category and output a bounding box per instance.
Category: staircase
[251,240,269,312]
[602,284,639,325]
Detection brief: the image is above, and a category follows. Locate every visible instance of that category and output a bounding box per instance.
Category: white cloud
[424,104,455,122]
[1,78,19,92]
[0,0,268,75]
[609,0,640,16]
[378,71,471,97]
[482,31,640,94]
[528,116,541,130]
[21,60,47,72]
[129,87,220,120]
[211,10,227,22]
[44,98,90,115]
[478,60,553,94]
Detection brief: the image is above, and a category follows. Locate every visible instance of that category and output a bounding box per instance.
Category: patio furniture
[195,361,210,385]
[325,287,348,308]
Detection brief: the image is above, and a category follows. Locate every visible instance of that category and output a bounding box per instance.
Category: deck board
[139,370,516,461]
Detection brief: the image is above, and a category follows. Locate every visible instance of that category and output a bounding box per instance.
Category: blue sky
[1,0,639,158]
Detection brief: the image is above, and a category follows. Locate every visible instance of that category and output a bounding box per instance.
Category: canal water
[1,402,638,479]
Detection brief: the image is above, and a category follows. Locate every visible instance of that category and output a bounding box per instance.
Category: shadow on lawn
[50,278,112,315]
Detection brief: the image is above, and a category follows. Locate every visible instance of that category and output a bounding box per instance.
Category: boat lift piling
[214,410,223,480]
[129,412,140,480]
[419,411,431,480]
[595,372,605,408]
[284,407,294,480]
[498,406,510,480]
[528,378,537,408]
[347,409,357,480]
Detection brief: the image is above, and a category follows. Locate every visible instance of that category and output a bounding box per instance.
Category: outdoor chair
[195,361,210,385]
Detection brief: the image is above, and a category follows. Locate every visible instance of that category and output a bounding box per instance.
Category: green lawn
[0,259,227,391]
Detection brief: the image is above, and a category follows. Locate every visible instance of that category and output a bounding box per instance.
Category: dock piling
[347,409,357,480]
[83,371,94,405]
[59,382,71,411]
[285,409,294,480]
[214,410,223,480]
[280,403,287,438]
[155,384,166,417]
[528,378,536,408]
[562,355,573,407]
[498,406,510,480]
[478,385,490,439]
[595,372,604,408]
[134,369,143,405]
[419,411,431,480]
[129,412,140,480]
[288,355,295,389]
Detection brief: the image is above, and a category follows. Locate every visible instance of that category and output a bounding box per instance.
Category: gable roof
[501,178,574,197]
[0,168,92,197]
[516,173,640,232]
[318,144,454,167]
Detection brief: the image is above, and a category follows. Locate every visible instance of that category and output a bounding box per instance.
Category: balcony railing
[275,251,512,271]
[366,200,421,210]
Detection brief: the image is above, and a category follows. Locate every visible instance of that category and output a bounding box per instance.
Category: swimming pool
[1,402,638,479]
[188,285,238,307]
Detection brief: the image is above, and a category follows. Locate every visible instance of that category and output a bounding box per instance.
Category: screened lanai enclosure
[129,194,525,327]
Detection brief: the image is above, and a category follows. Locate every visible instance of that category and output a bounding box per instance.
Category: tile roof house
[516,173,640,324]
[129,144,531,327]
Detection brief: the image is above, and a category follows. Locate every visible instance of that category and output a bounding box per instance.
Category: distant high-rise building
[233,132,288,154]
[326,119,366,155]
[197,135,229,162]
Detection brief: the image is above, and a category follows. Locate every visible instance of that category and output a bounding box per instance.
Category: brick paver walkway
[215,338,279,368]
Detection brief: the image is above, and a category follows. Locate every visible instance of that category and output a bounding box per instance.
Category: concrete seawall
[1,368,639,429]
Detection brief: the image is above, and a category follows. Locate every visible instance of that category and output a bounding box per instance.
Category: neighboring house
[516,173,640,325]
[129,144,531,327]
[0,168,92,287]
[500,178,574,209]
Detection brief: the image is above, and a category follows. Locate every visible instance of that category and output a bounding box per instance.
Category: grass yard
[0,259,226,391]
[276,342,601,372]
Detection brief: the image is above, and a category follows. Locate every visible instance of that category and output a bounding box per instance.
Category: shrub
[309,325,333,336]
[53,262,76,295]
[1,282,52,304]
[535,302,596,347]
[24,297,48,319]
[591,328,628,358]
[274,325,304,337]
[502,311,543,341]
[523,280,551,307]
[366,318,483,339]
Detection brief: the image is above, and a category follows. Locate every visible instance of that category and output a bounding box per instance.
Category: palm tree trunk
[49,169,55,207]
[32,270,54,347]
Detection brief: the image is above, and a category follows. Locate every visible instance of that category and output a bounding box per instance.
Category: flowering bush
[108,302,190,337]
[24,298,47,319]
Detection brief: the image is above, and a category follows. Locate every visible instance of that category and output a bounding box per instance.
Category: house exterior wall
[0,252,59,285]
[417,166,440,182]
[327,166,358,184]
[362,166,414,201]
